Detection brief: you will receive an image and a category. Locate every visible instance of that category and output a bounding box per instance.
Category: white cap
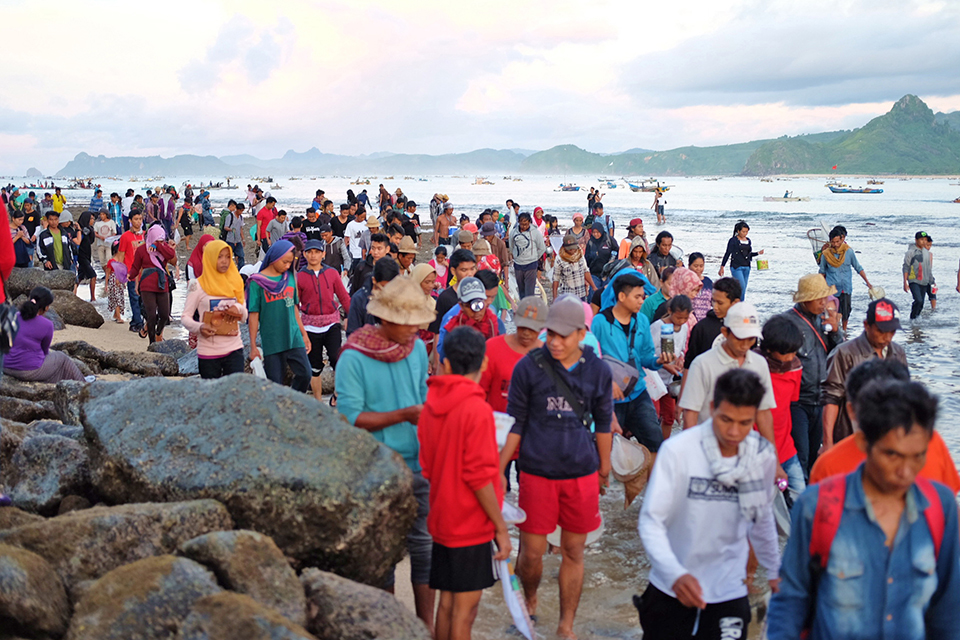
[723,302,761,339]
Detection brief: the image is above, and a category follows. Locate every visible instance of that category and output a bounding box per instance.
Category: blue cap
[304,239,327,252]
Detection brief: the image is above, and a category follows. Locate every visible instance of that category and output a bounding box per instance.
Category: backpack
[219,212,231,241]
[802,473,945,636]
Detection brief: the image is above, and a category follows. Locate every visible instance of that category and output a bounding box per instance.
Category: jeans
[614,389,663,452]
[781,454,806,504]
[790,402,822,478]
[514,262,539,299]
[908,282,926,319]
[732,265,751,300]
[197,348,246,379]
[263,347,311,393]
[231,242,246,268]
[126,280,143,328]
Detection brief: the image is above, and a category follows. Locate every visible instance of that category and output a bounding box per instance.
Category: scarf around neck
[700,423,776,524]
[822,242,850,268]
[560,246,583,263]
[145,225,167,270]
[341,324,416,363]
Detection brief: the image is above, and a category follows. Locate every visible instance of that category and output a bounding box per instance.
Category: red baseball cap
[867,299,902,332]
[629,218,643,227]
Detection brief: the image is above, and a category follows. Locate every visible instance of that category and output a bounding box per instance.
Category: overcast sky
[3,0,960,174]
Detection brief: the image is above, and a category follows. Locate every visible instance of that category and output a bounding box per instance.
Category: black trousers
[307,328,342,376]
[635,584,750,640]
[140,290,170,343]
[197,348,245,379]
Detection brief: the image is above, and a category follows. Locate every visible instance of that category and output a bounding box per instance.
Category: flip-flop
[139,327,148,339]
[329,393,337,408]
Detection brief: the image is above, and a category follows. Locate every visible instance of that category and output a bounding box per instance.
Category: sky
[3,0,960,174]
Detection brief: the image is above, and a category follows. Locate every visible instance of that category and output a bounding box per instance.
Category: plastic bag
[611,433,648,480]
[493,412,516,449]
[644,367,668,401]
[250,356,267,380]
[497,559,534,640]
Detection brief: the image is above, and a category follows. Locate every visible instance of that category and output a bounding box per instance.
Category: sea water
[63,174,960,638]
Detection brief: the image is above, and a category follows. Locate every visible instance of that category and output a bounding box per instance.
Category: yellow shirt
[52,194,66,213]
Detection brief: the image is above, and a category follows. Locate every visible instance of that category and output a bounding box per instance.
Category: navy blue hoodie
[507,345,613,480]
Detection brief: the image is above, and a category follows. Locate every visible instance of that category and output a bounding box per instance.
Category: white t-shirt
[678,340,776,425]
[121,196,135,217]
[93,219,117,247]
[345,220,366,259]
[650,319,689,386]
[638,422,780,603]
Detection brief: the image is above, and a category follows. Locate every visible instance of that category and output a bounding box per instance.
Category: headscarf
[198,240,244,304]
[146,224,167,270]
[411,263,437,286]
[247,239,294,296]
[188,234,215,278]
[669,267,702,298]
[78,211,93,229]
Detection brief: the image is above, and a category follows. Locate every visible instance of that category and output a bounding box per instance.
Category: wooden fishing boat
[763,196,810,202]
[827,186,882,194]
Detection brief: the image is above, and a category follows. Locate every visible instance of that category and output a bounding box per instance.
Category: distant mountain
[935,111,960,132]
[25,167,43,178]
[744,95,960,175]
[56,152,255,178]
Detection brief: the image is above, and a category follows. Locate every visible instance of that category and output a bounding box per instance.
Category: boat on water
[605,181,618,189]
[473,177,494,185]
[867,179,884,185]
[764,196,810,202]
[625,179,670,192]
[557,183,581,191]
[350,179,371,185]
[418,178,428,182]
[828,186,883,194]
[760,178,773,183]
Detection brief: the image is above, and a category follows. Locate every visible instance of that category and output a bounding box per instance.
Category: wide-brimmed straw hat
[367,277,437,325]
[793,274,837,303]
[473,239,491,256]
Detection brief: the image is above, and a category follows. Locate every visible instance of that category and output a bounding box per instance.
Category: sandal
[329,392,337,408]
[139,326,148,339]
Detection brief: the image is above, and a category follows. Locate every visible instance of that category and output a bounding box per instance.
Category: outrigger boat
[827,186,882,194]
[557,183,581,191]
[763,196,810,202]
[625,179,670,192]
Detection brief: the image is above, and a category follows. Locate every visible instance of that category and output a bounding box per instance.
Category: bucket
[756,259,770,271]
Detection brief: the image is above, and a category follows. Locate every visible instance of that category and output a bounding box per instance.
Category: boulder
[320,368,335,395]
[177,350,199,377]
[50,341,106,371]
[0,396,58,424]
[26,420,84,441]
[65,556,222,640]
[178,530,305,627]
[81,376,415,586]
[5,268,76,299]
[102,351,178,377]
[301,568,431,640]
[57,495,92,515]
[46,309,66,331]
[177,592,316,640]
[0,420,27,491]
[147,339,191,361]
[0,378,58,403]
[0,500,233,590]
[0,543,70,639]
[0,507,43,532]
[53,380,86,425]
[9,434,91,515]
[50,291,104,329]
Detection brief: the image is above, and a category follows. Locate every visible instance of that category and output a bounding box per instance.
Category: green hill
[744,95,960,175]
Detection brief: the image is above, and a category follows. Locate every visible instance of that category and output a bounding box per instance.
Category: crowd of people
[1,180,958,640]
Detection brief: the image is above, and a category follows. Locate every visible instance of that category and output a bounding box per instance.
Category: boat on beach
[473,177,494,185]
[763,196,810,202]
[556,183,581,191]
[827,186,883,194]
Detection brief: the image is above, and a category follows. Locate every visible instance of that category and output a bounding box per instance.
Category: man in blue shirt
[768,378,960,640]
[818,226,873,332]
[591,273,673,452]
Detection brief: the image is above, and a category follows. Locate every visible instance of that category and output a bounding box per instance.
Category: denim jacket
[768,465,960,640]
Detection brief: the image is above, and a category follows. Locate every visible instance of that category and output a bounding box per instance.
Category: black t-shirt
[648,251,678,278]
[401,213,420,240]
[684,311,723,370]
[430,286,459,334]
[330,215,350,238]
[302,218,324,242]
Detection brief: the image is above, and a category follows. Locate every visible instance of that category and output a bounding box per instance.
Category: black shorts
[77,256,97,281]
[306,327,342,377]
[634,583,750,640]
[837,291,852,322]
[181,222,194,236]
[429,541,495,593]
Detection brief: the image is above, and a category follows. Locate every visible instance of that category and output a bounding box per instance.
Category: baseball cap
[723,302,762,339]
[545,296,586,336]
[514,296,548,331]
[915,231,930,240]
[480,221,496,237]
[406,200,417,209]
[443,202,454,210]
[458,277,486,305]
[629,218,643,227]
[457,229,474,243]
[866,298,902,332]
[304,239,327,252]
[59,211,74,223]
[318,223,332,233]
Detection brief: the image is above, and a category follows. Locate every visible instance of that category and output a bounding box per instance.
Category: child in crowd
[104,241,126,323]
[758,314,805,502]
[419,326,511,640]
[429,246,449,288]
[650,295,692,440]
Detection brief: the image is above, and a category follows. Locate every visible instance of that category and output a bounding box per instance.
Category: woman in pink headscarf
[128,224,177,343]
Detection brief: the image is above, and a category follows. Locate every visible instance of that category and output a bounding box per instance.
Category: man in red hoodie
[419,326,511,640]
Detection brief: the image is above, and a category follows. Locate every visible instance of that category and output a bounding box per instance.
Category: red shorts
[517,471,601,535]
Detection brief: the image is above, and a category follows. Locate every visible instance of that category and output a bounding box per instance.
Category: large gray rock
[147,339,191,360]
[49,341,106,373]
[81,375,415,585]
[0,378,58,403]
[0,420,28,492]
[66,556,222,640]
[176,592,316,640]
[46,308,66,331]
[0,500,233,590]
[54,379,86,425]
[301,568,431,640]
[51,291,104,329]
[0,543,70,639]
[26,419,84,441]
[9,434,91,515]
[50,342,179,377]
[6,267,77,298]
[177,350,199,376]
[179,530,305,627]
[0,507,43,532]
[0,396,58,424]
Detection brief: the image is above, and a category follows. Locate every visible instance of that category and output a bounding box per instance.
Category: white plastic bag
[250,356,267,380]
[493,411,516,449]
[498,559,534,640]
[644,367,668,401]
[611,433,648,480]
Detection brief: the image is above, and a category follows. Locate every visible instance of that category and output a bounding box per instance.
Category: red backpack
[810,473,945,569]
